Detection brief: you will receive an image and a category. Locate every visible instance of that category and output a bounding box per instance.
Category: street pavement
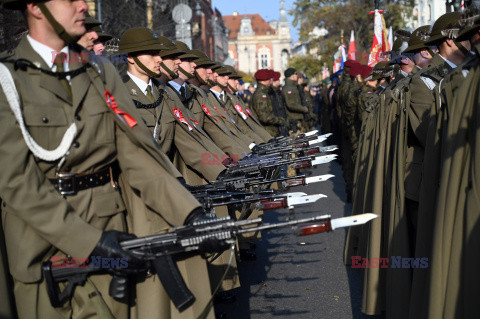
[215,149,386,319]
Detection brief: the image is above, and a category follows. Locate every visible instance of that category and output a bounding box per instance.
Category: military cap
[284,67,297,78]
[348,64,362,77]
[85,13,102,29]
[224,65,242,79]
[210,62,223,71]
[92,26,112,43]
[344,60,359,69]
[457,6,480,42]
[403,25,432,54]
[118,27,167,54]
[424,12,462,45]
[174,40,199,61]
[361,65,373,79]
[156,36,185,58]
[272,71,281,81]
[2,0,42,10]
[370,62,389,81]
[255,69,274,81]
[389,30,411,53]
[215,65,232,76]
[190,49,216,68]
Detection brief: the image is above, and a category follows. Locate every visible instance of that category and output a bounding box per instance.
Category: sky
[211,0,300,43]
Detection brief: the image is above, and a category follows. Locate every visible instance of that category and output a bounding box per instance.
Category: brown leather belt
[49,166,113,196]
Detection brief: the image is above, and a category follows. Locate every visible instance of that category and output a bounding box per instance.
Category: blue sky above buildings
[212,0,300,43]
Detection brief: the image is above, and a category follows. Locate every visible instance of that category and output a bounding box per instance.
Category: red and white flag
[348,30,356,61]
[388,26,393,52]
[368,9,389,67]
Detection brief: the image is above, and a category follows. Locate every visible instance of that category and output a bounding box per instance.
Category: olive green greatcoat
[251,83,285,137]
[408,54,479,319]
[0,38,201,319]
[225,93,273,143]
[282,79,308,130]
[224,92,265,144]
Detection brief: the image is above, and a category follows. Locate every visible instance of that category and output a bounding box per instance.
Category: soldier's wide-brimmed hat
[424,12,462,45]
[190,49,216,68]
[370,62,390,81]
[255,69,274,81]
[92,26,112,43]
[403,25,432,54]
[85,13,102,29]
[156,37,185,58]
[388,30,411,64]
[457,6,480,42]
[174,40,199,61]
[2,0,43,10]
[211,63,231,76]
[224,65,243,79]
[118,27,167,54]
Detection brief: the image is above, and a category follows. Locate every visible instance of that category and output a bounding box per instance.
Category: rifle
[42,213,377,311]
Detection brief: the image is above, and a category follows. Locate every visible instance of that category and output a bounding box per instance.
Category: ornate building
[223,0,292,76]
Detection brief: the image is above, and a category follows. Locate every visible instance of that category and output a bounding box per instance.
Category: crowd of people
[321,8,480,319]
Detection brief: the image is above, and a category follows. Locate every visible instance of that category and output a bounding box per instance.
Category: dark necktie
[53,53,72,99]
[180,86,187,101]
[146,85,155,103]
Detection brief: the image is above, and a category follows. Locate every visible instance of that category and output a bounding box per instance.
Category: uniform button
[75,115,81,121]
[73,141,80,148]
[42,117,49,123]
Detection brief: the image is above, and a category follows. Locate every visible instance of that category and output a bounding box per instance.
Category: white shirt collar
[168,80,186,94]
[27,35,69,71]
[210,88,221,98]
[439,54,457,69]
[127,71,153,96]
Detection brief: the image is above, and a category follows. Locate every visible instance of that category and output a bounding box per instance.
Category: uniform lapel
[17,39,73,104]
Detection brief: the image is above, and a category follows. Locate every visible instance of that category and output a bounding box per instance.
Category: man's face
[130,51,162,76]
[216,74,229,87]
[227,78,236,89]
[273,79,280,87]
[93,41,105,56]
[298,76,304,85]
[161,56,181,78]
[290,73,298,81]
[210,71,219,82]
[180,59,196,76]
[196,67,209,81]
[77,29,98,51]
[43,0,88,38]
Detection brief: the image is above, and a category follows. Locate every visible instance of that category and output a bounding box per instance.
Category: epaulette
[419,76,437,90]
[0,49,15,61]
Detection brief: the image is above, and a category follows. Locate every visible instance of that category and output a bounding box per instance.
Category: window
[282,27,287,35]
[261,54,268,68]
[244,27,249,33]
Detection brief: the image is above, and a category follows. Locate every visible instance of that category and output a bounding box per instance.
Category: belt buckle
[56,172,77,196]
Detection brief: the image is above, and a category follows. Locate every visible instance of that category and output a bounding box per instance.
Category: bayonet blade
[287,194,327,206]
[305,174,335,184]
[311,154,337,166]
[305,130,319,137]
[284,192,308,198]
[319,145,339,153]
[330,213,378,230]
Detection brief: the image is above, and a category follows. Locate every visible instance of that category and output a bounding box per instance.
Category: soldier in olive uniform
[251,69,286,137]
[282,68,308,132]
[0,1,203,318]
[270,71,289,136]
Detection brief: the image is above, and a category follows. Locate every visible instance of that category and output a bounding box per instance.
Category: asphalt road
[214,150,385,319]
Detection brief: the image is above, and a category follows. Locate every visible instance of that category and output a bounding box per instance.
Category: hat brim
[160,48,185,58]
[402,43,428,54]
[118,43,168,54]
[424,34,446,46]
[456,25,480,42]
[178,53,200,60]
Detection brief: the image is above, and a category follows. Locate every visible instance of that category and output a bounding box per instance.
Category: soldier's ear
[26,3,43,19]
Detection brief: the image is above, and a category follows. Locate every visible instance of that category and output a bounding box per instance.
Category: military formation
[320,8,480,319]
[0,1,345,319]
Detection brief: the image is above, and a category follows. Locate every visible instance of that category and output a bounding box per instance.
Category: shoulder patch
[287,91,292,94]
[420,76,437,91]
[262,95,267,98]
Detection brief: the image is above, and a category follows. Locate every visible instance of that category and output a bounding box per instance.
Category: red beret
[255,69,274,81]
[348,64,362,77]
[360,65,373,79]
[344,60,359,68]
[272,71,281,81]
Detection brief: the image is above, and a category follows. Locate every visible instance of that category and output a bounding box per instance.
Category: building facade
[223,0,292,76]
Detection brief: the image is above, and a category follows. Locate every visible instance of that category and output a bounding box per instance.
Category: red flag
[368,10,389,67]
[348,31,356,61]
